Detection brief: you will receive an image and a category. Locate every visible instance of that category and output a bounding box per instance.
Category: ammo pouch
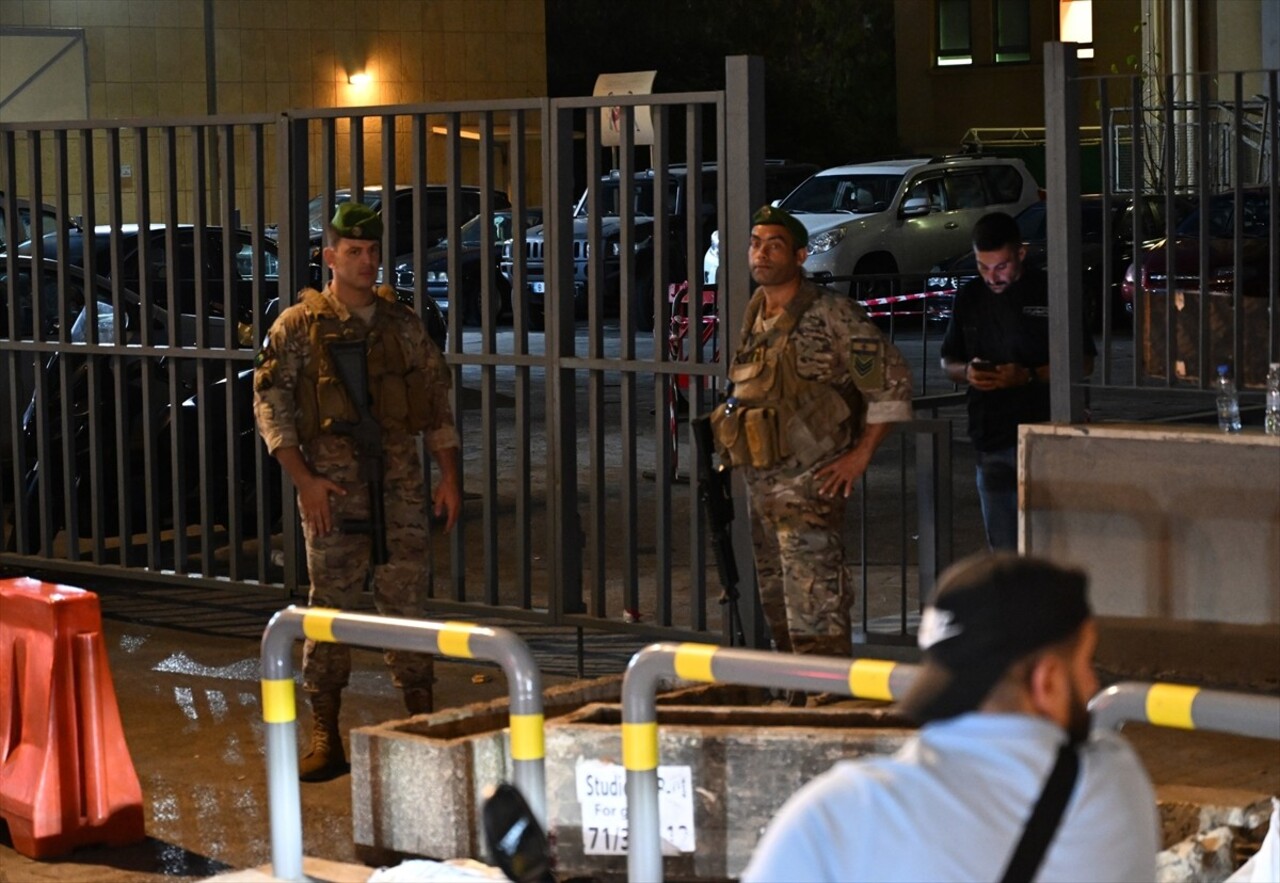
[785,389,852,470]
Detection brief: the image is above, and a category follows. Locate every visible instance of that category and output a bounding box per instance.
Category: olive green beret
[331,202,383,241]
[751,204,808,251]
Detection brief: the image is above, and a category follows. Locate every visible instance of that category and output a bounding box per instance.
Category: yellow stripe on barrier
[622,722,659,771]
[673,643,718,683]
[509,713,545,761]
[848,659,897,702]
[302,608,340,643]
[437,622,476,658]
[261,678,297,724]
[1146,683,1199,730]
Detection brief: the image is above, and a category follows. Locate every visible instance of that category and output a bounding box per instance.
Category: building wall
[0,0,547,117]
[0,0,547,220]
[893,0,1142,155]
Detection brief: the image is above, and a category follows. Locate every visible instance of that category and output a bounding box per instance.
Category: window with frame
[936,0,972,67]
[995,0,1031,63]
[1059,0,1095,59]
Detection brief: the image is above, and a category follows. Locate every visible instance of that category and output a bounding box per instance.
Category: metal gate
[1,57,949,649]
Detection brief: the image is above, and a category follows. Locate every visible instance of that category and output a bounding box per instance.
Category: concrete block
[350,674,625,864]
[1158,784,1276,849]
[1157,825,1237,883]
[543,690,912,881]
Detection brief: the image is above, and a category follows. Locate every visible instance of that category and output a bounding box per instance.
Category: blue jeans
[975,446,1018,551]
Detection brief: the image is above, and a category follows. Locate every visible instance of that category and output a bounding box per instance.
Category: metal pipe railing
[1089,681,1280,741]
[621,642,920,882]
[259,605,546,881]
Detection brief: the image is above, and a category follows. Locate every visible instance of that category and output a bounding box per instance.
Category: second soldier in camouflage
[711,205,913,667]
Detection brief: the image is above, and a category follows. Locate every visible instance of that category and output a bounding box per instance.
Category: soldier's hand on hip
[298,473,347,537]
[814,446,873,499]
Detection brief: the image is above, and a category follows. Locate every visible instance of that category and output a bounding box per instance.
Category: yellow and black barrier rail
[1089,681,1280,741]
[259,606,546,882]
[620,642,920,883]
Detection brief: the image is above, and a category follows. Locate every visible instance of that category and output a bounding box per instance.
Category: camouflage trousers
[300,433,435,694]
[746,464,852,657]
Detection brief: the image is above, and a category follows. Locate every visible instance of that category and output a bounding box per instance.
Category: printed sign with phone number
[574,759,695,855]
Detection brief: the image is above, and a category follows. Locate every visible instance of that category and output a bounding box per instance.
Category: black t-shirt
[940,268,1095,452]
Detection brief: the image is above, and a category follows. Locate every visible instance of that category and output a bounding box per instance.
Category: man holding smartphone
[940,211,1095,550]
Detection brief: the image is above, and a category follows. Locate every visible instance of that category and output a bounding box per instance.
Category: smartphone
[971,359,998,372]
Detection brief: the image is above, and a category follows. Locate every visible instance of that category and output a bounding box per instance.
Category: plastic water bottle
[1215,363,1242,433]
[1265,362,1280,437]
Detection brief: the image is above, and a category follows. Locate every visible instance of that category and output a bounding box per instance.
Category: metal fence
[0,57,953,655]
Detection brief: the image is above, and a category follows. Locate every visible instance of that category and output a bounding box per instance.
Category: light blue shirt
[742,713,1158,883]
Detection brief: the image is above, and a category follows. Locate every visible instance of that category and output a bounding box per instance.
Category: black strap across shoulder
[998,742,1081,883]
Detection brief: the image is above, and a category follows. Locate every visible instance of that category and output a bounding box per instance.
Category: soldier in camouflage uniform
[711,205,913,666]
[253,203,461,782]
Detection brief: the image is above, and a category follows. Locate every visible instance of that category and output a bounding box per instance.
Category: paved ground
[0,571,1277,883]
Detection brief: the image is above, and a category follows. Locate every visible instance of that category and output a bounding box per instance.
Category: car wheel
[852,255,898,302]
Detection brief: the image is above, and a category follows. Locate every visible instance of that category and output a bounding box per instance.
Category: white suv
[708,155,1039,292]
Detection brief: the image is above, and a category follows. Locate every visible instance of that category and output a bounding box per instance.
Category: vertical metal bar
[350,115,364,200]
[686,102,709,634]
[131,127,155,568]
[617,106,639,619]
[478,111,501,607]
[723,55,767,648]
[220,121,241,583]
[585,109,606,617]
[192,123,211,575]
[1098,78,1114,384]
[1230,72,1245,379]
[1131,76,1146,388]
[548,100,583,619]
[1163,74,1177,387]
[248,121,270,583]
[443,115,466,601]
[1197,74,1213,385]
[508,108,533,608]
[1269,71,1279,365]
[80,127,105,565]
[52,129,81,562]
[1043,42,1086,423]
[651,106,673,627]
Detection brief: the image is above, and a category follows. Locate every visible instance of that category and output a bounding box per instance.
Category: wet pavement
[0,575,645,882]
[1,571,1277,883]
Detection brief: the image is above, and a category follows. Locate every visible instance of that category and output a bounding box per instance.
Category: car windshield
[1015,201,1109,244]
[574,178,678,219]
[1176,191,1271,239]
[453,211,522,247]
[779,173,903,214]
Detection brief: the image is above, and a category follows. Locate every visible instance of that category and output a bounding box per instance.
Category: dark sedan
[393,207,542,326]
[927,195,1192,326]
[1124,187,1274,385]
[7,225,281,556]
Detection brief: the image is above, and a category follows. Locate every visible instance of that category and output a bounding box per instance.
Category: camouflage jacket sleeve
[252,303,309,455]
[793,284,914,425]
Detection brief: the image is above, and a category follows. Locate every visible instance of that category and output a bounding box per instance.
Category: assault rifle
[692,414,745,646]
[327,339,389,565]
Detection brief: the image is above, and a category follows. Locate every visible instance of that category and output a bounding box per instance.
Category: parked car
[394,207,543,326]
[5,226,284,552]
[5,255,281,556]
[505,160,817,331]
[1123,187,1273,309]
[773,155,1041,292]
[926,194,1193,325]
[0,193,60,253]
[289,185,513,290]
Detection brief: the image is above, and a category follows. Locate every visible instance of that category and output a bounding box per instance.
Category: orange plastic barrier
[0,577,145,858]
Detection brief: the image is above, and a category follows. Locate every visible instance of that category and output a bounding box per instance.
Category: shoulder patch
[850,337,885,390]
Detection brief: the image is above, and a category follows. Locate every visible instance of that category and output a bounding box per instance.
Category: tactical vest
[293,287,432,442]
[710,285,859,470]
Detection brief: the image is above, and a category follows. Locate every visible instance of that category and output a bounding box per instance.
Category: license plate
[531,281,545,294]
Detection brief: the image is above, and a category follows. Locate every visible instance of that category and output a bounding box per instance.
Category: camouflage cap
[331,202,383,241]
[751,204,808,251]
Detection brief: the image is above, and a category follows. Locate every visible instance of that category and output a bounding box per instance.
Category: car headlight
[70,300,115,344]
[394,262,416,287]
[806,227,842,255]
[424,269,448,283]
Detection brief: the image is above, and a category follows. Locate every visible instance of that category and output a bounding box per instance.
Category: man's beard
[1066,680,1093,744]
